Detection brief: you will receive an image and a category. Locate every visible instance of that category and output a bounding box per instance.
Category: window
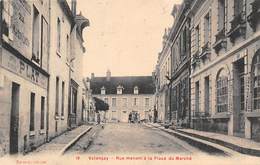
[41,16,48,69]
[101,86,106,95]
[218,0,226,31]
[204,76,210,115]
[123,98,127,107]
[40,96,45,130]
[61,81,65,116]
[195,81,200,113]
[30,93,35,131]
[216,69,228,113]
[117,85,123,94]
[55,77,59,116]
[145,98,149,107]
[234,0,243,17]
[104,98,109,104]
[204,12,211,44]
[133,98,138,106]
[57,18,61,52]
[183,27,188,54]
[66,35,70,61]
[195,25,200,52]
[253,53,260,110]
[134,86,139,94]
[32,6,40,63]
[2,0,13,40]
[112,98,116,107]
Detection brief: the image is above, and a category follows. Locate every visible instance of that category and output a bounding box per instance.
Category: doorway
[10,82,20,154]
[233,58,245,137]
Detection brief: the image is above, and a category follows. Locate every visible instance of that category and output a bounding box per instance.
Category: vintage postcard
[0,0,260,164]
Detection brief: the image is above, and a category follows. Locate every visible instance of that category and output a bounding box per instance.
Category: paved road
[68,123,203,155]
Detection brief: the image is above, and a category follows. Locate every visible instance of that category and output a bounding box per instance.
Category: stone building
[168,2,191,127]
[0,0,89,155]
[154,28,172,123]
[48,0,89,140]
[0,0,50,155]
[90,70,155,122]
[189,0,260,141]
[83,77,96,123]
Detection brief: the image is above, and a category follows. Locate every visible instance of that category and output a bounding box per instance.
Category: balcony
[227,13,246,43]
[212,28,227,54]
[248,0,260,32]
[192,111,210,119]
[191,50,200,69]
[199,41,211,61]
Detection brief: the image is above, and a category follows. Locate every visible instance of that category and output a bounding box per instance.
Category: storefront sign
[8,0,32,58]
[1,50,48,89]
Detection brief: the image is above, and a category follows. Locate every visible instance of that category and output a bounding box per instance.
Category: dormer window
[134,86,139,95]
[117,85,123,94]
[101,86,106,95]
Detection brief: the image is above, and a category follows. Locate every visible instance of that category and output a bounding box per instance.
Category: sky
[77,0,182,77]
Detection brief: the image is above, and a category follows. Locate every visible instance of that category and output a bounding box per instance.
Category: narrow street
[67,123,208,155]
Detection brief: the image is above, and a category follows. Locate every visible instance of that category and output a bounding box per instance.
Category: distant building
[90,70,155,122]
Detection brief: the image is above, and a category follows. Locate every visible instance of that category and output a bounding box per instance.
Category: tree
[93,97,109,112]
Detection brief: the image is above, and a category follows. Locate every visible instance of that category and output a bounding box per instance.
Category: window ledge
[211,112,230,119]
[61,116,65,120]
[55,115,60,120]
[56,50,62,57]
[39,129,45,135]
[32,59,40,67]
[29,131,36,137]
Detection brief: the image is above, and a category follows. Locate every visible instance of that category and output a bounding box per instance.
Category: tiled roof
[90,76,155,95]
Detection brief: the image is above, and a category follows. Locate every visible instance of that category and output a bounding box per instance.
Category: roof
[90,76,155,95]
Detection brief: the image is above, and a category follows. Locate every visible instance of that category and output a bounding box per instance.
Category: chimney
[91,73,95,79]
[106,70,111,81]
[71,0,77,16]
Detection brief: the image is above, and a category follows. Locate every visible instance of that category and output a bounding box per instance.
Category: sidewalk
[177,128,260,156]
[27,125,92,156]
[148,123,260,157]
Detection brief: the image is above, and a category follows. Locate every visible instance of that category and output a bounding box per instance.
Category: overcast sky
[77,0,182,77]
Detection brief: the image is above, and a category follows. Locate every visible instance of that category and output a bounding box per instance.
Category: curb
[145,124,240,156]
[59,126,93,155]
[176,129,260,157]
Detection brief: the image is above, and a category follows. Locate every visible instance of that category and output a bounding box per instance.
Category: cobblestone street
[66,123,203,154]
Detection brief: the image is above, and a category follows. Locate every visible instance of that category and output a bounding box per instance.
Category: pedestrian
[128,113,132,123]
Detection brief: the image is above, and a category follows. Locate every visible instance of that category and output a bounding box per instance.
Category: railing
[192,111,210,118]
[252,0,260,12]
[230,13,245,30]
[248,0,260,31]
[215,28,226,43]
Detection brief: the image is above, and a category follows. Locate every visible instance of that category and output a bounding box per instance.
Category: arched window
[216,69,228,113]
[252,52,260,110]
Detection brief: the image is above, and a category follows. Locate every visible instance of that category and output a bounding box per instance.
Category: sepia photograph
[0,0,260,164]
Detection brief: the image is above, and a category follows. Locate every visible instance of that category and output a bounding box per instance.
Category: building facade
[0,0,50,155]
[48,0,89,140]
[90,71,155,123]
[154,29,172,123]
[169,2,191,127]
[0,0,89,155]
[190,0,260,141]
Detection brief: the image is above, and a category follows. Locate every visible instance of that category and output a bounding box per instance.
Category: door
[10,82,20,154]
[233,59,245,137]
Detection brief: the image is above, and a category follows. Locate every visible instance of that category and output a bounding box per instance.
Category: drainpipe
[46,0,51,142]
